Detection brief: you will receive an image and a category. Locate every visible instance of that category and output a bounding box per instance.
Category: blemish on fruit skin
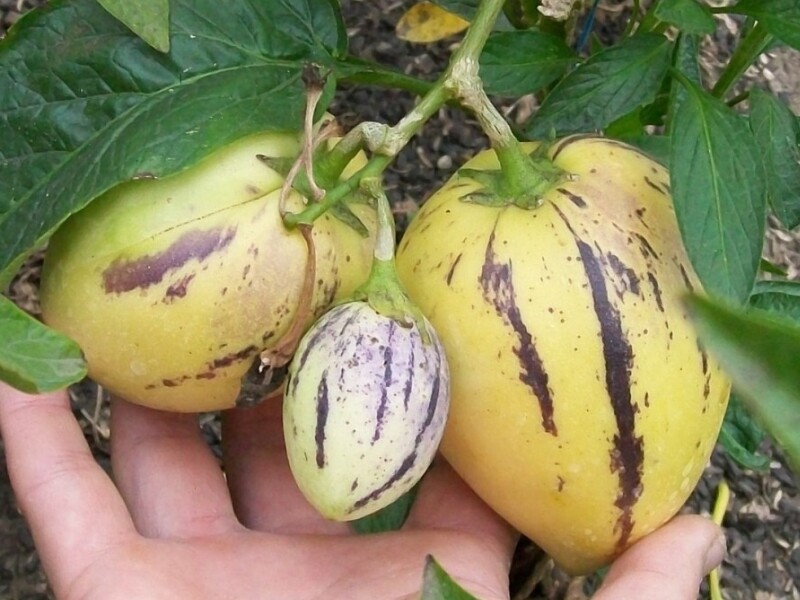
[315,373,330,468]
[352,451,417,511]
[643,176,667,195]
[372,323,395,443]
[445,253,462,286]
[208,344,258,370]
[552,203,644,551]
[605,252,640,296]
[558,188,587,208]
[479,221,557,436]
[646,272,664,313]
[403,346,415,411]
[103,227,237,293]
[678,263,695,292]
[634,233,659,261]
[163,273,196,303]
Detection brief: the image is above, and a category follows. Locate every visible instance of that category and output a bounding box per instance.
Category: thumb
[594,514,725,600]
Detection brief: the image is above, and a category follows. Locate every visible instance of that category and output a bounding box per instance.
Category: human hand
[0,382,724,600]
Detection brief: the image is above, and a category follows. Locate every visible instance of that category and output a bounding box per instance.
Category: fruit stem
[285,0,560,227]
[353,179,431,342]
[708,479,730,600]
[443,1,564,205]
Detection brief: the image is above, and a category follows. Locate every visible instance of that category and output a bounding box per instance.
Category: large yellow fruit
[40,131,376,412]
[395,135,730,574]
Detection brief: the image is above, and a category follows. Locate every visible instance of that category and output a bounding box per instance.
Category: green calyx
[349,178,432,344]
[352,258,432,345]
[461,141,566,209]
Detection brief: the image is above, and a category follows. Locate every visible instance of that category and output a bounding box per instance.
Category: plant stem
[353,180,431,336]
[708,479,730,600]
[637,0,663,33]
[711,23,772,98]
[286,0,558,228]
[336,57,434,97]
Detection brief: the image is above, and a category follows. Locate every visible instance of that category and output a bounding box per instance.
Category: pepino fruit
[283,300,449,520]
[40,131,376,412]
[395,135,730,574]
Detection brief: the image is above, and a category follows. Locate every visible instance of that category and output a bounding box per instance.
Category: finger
[595,514,725,600]
[111,397,240,538]
[406,459,518,553]
[0,383,135,593]
[221,396,348,534]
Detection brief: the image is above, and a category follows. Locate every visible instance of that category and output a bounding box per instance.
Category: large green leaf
[523,34,672,137]
[750,279,800,321]
[669,78,765,303]
[719,393,770,472]
[351,485,419,534]
[0,0,344,392]
[749,87,800,230]
[480,29,576,96]
[654,0,716,35]
[732,0,800,51]
[96,0,170,52]
[666,33,702,136]
[0,0,345,282]
[0,295,86,393]
[686,295,800,473]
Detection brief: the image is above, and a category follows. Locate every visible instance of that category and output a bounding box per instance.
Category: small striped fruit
[40,131,376,412]
[395,135,730,574]
[283,301,449,520]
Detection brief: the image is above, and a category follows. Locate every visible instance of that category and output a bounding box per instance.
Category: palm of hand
[0,383,723,600]
[0,388,514,600]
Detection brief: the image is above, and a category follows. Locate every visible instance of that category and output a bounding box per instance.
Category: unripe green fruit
[284,301,450,520]
[396,136,730,574]
[40,131,376,412]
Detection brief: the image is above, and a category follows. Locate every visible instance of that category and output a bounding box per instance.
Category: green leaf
[654,0,716,35]
[686,294,800,473]
[421,556,480,600]
[719,393,770,472]
[480,29,575,96]
[432,0,479,20]
[669,77,766,303]
[502,0,541,29]
[0,295,86,393]
[0,0,345,282]
[750,279,800,322]
[334,56,434,97]
[749,87,800,230]
[732,0,800,51]
[759,258,788,278]
[96,0,170,52]
[667,33,702,136]
[350,485,419,534]
[523,34,672,137]
[617,134,670,166]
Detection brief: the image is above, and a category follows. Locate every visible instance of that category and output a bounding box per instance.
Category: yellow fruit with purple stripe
[40,131,376,412]
[395,135,730,574]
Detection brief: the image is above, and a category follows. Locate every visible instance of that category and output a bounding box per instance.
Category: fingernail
[703,532,727,573]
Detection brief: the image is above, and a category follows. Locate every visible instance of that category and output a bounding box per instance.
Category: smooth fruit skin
[40,131,376,412]
[283,301,449,520]
[395,135,730,574]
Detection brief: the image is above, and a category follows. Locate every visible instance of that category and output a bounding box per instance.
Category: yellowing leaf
[396,2,470,44]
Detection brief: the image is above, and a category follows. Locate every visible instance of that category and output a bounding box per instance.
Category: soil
[1,1,799,598]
